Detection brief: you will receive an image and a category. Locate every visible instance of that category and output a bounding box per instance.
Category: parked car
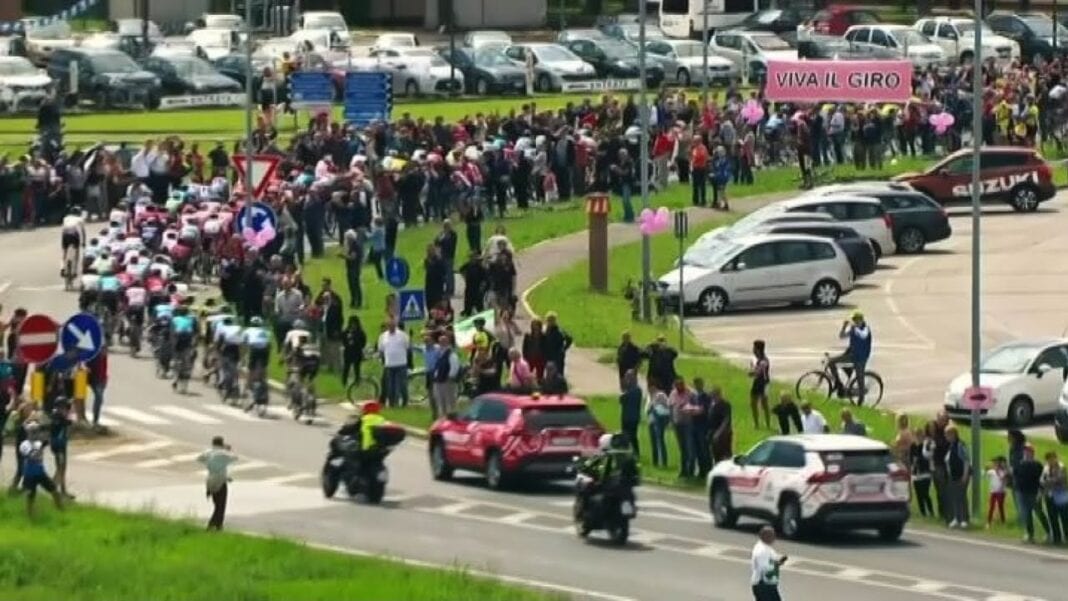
[290,29,351,62]
[141,54,241,96]
[804,187,951,254]
[915,17,1019,65]
[111,18,164,43]
[48,48,161,109]
[756,222,877,279]
[556,28,608,43]
[187,28,242,62]
[356,47,463,96]
[684,209,835,260]
[0,56,52,113]
[503,43,597,92]
[891,146,1056,212]
[296,11,351,45]
[151,39,200,59]
[843,24,947,70]
[463,30,513,50]
[194,13,244,31]
[658,233,855,316]
[372,32,420,52]
[945,339,1068,426]
[708,434,911,541]
[437,46,526,95]
[598,21,666,43]
[738,8,815,46]
[778,195,897,257]
[797,5,879,40]
[986,12,1068,65]
[428,393,604,489]
[643,39,737,86]
[23,20,77,67]
[803,38,897,60]
[561,37,664,87]
[212,52,270,90]
[709,30,797,83]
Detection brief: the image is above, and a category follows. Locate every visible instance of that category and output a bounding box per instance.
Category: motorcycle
[320,425,407,504]
[572,465,638,546]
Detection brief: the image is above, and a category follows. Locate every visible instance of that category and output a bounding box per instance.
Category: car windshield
[820,450,895,474]
[894,29,931,46]
[194,31,230,47]
[403,48,447,66]
[684,242,742,269]
[953,21,994,36]
[171,57,217,77]
[0,58,36,75]
[304,14,347,30]
[980,344,1041,374]
[536,46,576,62]
[745,10,782,25]
[522,406,599,430]
[27,22,71,40]
[670,41,705,57]
[751,34,791,50]
[1022,17,1068,37]
[474,50,512,67]
[599,38,638,58]
[90,53,139,73]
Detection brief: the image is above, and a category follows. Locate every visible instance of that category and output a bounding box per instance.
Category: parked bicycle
[794,352,884,407]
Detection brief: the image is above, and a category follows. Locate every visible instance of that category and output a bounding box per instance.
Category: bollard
[30,370,45,406]
[73,367,89,422]
[586,193,611,293]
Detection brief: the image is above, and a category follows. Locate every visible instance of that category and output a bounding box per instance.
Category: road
[689,191,1068,433]
[1,223,1065,601]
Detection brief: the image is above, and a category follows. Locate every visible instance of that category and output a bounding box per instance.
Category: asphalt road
[1,223,1066,601]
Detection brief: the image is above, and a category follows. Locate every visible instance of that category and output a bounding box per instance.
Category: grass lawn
[0,497,564,601]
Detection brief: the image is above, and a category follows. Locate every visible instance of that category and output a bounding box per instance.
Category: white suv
[782,195,897,257]
[708,434,911,541]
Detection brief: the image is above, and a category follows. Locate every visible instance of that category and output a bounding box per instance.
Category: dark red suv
[800,5,879,37]
[428,393,604,489]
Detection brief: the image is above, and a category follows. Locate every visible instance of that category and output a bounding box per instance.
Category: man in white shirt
[800,402,828,434]
[197,436,238,531]
[377,319,410,407]
[750,526,786,601]
[130,140,154,181]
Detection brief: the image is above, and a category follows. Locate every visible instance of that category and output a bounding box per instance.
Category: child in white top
[985,456,1007,527]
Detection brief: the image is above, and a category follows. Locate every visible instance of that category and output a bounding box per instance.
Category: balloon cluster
[242,222,276,249]
[741,100,765,126]
[638,207,671,236]
[928,112,955,135]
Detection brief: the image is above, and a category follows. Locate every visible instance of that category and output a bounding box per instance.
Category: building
[106,0,211,28]
[409,0,548,29]
[1,4,22,22]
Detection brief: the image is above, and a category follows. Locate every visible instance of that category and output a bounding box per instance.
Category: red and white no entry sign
[16,314,59,364]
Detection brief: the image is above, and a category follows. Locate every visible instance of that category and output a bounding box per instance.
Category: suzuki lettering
[951,171,1039,198]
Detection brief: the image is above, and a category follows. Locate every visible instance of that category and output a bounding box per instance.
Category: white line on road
[884,255,937,349]
[199,404,260,422]
[79,440,172,461]
[498,511,536,525]
[837,567,873,580]
[0,281,9,295]
[134,452,202,468]
[435,501,478,515]
[258,473,315,486]
[106,406,172,425]
[229,460,272,473]
[155,405,223,424]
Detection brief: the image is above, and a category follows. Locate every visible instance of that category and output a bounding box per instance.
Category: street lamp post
[243,0,254,207]
[701,0,708,105]
[638,0,651,321]
[969,0,983,519]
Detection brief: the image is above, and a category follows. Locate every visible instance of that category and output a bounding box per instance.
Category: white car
[843,24,946,70]
[151,39,199,59]
[502,43,597,92]
[0,56,51,113]
[372,32,420,52]
[944,339,1068,426]
[355,47,462,96]
[683,208,833,262]
[463,30,512,50]
[914,17,1019,65]
[779,195,897,257]
[708,434,911,541]
[296,11,351,46]
[187,28,241,61]
[23,20,77,67]
[658,233,854,315]
[644,39,738,87]
[197,13,244,31]
[709,30,797,80]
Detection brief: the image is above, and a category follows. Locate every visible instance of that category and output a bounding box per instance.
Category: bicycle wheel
[847,371,884,408]
[347,376,380,403]
[408,374,429,405]
[795,370,834,401]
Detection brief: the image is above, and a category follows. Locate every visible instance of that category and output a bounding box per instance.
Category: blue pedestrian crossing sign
[398,290,426,323]
[385,257,410,289]
[61,312,104,362]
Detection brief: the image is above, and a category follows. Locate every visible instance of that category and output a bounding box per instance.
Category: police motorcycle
[320,403,407,504]
[572,433,640,546]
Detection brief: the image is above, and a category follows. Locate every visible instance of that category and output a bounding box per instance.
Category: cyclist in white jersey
[124,281,148,327]
[109,202,129,233]
[61,206,86,274]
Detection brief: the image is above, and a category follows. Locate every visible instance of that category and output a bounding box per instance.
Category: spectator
[377,319,410,408]
[342,228,365,309]
[669,377,695,478]
[615,331,643,390]
[506,348,536,392]
[49,398,73,499]
[749,339,770,430]
[619,369,643,458]
[1015,443,1051,544]
[708,385,733,464]
[423,243,448,311]
[522,319,547,381]
[710,145,731,210]
[197,436,238,531]
[434,220,459,297]
[689,136,709,207]
[367,217,386,279]
[431,333,461,418]
[87,347,108,428]
[646,386,671,468]
[314,278,344,372]
[690,377,712,476]
[459,250,486,317]
[18,420,64,518]
[892,413,914,468]
[944,425,971,528]
[645,334,678,392]
[1041,451,1068,544]
[540,361,569,396]
[493,309,522,366]
[772,393,802,435]
[930,411,951,523]
[911,426,934,518]
[985,456,1008,528]
[340,316,367,389]
[840,409,866,436]
[799,402,827,434]
[542,312,573,376]
[273,278,304,352]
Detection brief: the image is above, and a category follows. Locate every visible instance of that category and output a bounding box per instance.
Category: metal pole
[969,0,982,519]
[141,0,149,51]
[639,0,651,322]
[449,0,456,90]
[1055,0,1060,51]
[244,0,254,211]
[701,0,708,103]
[678,232,684,351]
[560,0,566,32]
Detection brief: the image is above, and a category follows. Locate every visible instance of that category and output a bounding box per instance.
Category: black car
[212,53,267,91]
[738,8,814,46]
[845,190,952,254]
[562,37,665,88]
[986,12,1068,65]
[140,55,241,96]
[48,48,161,108]
[436,46,527,95]
[760,223,877,279]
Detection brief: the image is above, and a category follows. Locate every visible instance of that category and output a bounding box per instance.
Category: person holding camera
[751,526,787,601]
[197,436,238,531]
[18,419,65,518]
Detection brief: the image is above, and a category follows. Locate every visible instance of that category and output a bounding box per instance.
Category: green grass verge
[0,497,564,601]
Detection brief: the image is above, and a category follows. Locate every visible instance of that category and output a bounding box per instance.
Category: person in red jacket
[652,127,674,191]
[88,349,108,428]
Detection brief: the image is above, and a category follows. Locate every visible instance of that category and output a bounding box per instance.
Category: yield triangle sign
[232,154,281,199]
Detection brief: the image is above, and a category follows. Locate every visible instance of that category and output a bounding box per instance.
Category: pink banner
[764,60,914,104]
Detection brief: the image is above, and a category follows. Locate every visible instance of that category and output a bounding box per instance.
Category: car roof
[780,195,882,209]
[770,433,890,452]
[945,146,1041,160]
[488,393,589,408]
[993,338,1067,350]
[764,221,854,232]
[60,47,125,56]
[733,232,838,246]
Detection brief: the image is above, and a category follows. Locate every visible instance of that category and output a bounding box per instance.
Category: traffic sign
[398,289,426,323]
[232,154,281,200]
[235,201,278,238]
[385,257,410,289]
[674,211,689,239]
[16,314,59,364]
[344,71,393,126]
[61,313,104,362]
[962,385,995,411]
[289,71,335,107]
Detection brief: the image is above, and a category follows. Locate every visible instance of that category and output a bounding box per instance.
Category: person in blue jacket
[829,311,873,406]
[710,145,731,211]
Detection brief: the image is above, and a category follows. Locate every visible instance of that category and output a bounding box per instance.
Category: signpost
[16,314,59,364]
[586,193,610,293]
[673,211,689,352]
[60,313,104,363]
[385,257,410,289]
[344,71,393,126]
[231,154,282,201]
[398,289,427,323]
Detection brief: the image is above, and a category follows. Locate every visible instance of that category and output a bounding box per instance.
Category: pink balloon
[638,208,654,224]
[655,206,670,222]
[639,221,656,236]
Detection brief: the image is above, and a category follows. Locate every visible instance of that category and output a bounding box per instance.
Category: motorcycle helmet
[249,316,263,327]
[361,400,381,415]
[598,433,613,452]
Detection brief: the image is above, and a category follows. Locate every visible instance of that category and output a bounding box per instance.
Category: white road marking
[229,460,272,473]
[883,255,938,349]
[199,404,260,422]
[106,406,172,425]
[155,405,223,424]
[837,567,872,580]
[259,473,315,486]
[913,582,948,593]
[0,281,10,295]
[134,452,202,469]
[435,501,478,515]
[498,511,536,525]
[79,440,172,461]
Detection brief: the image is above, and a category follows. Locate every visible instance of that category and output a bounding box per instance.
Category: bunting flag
[0,0,102,35]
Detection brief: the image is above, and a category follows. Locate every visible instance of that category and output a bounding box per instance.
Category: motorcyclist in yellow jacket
[359,401,387,451]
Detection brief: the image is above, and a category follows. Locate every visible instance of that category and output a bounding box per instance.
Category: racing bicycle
[794,352,884,407]
[217,355,241,405]
[172,347,195,394]
[62,245,79,291]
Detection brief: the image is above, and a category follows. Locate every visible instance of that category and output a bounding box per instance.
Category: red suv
[428,393,605,489]
[799,5,879,37]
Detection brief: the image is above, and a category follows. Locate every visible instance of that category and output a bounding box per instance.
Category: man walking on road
[751,526,787,601]
[197,436,237,531]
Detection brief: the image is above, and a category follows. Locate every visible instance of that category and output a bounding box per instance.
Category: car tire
[475,77,490,95]
[710,483,738,529]
[877,522,905,542]
[896,227,927,254]
[95,89,110,110]
[870,240,883,259]
[1007,396,1035,427]
[810,279,841,309]
[485,450,508,490]
[778,497,805,540]
[404,79,419,96]
[697,287,728,316]
[536,73,552,92]
[429,439,453,481]
[677,68,691,87]
[1010,185,1040,212]
[1056,426,1068,444]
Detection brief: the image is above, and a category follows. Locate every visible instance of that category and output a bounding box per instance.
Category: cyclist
[60,205,86,278]
[243,316,272,411]
[170,305,198,389]
[98,265,122,341]
[213,315,244,399]
[78,270,100,312]
[828,310,873,405]
[122,277,148,352]
[283,319,320,413]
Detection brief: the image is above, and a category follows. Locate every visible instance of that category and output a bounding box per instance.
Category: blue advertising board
[289,71,336,107]
[344,71,393,126]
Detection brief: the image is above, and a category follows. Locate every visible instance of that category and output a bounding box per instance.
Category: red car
[892,146,1056,212]
[799,5,879,38]
[428,393,604,489]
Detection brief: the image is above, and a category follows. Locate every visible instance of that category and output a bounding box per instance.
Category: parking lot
[690,189,1068,436]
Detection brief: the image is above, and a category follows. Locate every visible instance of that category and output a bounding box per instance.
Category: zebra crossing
[97,402,328,429]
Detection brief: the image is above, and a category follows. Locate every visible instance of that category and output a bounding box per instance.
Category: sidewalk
[512,191,794,397]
